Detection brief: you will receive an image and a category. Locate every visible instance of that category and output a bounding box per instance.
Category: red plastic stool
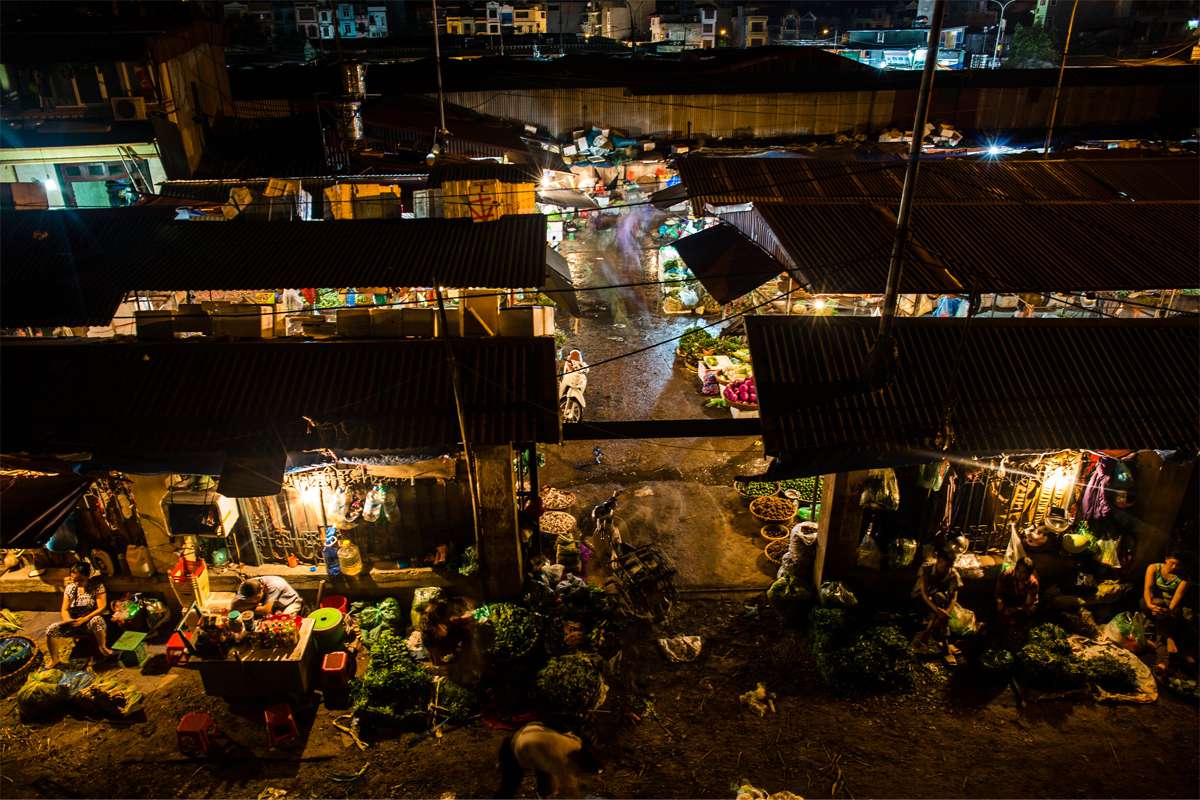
[321,651,350,690]
[264,703,299,747]
[177,712,216,756]
[166,632,192,667]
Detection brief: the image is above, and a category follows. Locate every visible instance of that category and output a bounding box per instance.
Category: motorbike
[558,352,588,424]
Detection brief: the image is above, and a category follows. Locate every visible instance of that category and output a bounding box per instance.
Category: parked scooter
[559,349,588,424]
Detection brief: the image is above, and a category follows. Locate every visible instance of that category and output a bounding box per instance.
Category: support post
[475,445,524,598]
[1043,0,1081,157]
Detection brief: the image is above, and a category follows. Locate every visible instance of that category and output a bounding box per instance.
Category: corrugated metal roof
[1,338,560,457]
[676,157,1200,214]
[427,161,539,187]
[723,200,1200,294]
[671,223,789,305]
[747,316,1200,461]
[1,209,551,327]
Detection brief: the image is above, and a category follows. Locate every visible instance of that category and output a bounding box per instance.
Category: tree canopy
[1003,24,1059,68]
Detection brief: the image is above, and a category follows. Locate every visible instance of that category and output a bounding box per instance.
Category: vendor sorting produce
[235,576,303,616]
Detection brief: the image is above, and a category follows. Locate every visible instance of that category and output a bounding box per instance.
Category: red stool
[321,651,350,690]
[166,632,192,667]
[264,703,299,747]
[177,712,216,756]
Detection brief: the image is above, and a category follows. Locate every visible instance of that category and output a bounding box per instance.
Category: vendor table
[197,617,317,698]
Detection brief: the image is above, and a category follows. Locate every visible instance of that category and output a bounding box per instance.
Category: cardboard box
[212,304,268,339]
[336,308,372,337]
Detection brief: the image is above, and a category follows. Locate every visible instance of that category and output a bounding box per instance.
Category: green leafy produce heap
[810,608,913,692]
[1017,623,1136,692]
[474,602,539,662]
[535,653,607,715]
[352,629,433,729]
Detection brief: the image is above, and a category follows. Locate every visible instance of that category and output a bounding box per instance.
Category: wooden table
[197,618,317,698]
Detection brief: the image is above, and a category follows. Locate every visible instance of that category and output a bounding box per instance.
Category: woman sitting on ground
[996,556,1040,626]
[1142,551,1190,677]
[45,562,112,663]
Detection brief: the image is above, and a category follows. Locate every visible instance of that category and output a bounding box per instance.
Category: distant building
[836,26,973,68]
[584,1,633,40]
[443,3,548,35]
[733,5,768,47]
[1034,0,1198,51]
[649,13,704,48]
[0,19,234,202]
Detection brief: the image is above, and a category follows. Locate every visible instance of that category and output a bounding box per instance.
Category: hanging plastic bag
[1002,523,1028,573]
[382,486,399,522]
[916,459,948,492]
[856,533,882,570]
[888,538,918,569]
[818,581,858,608]
[1095,537,1121,569]
[947,601,979,637]
[1102,611,1147,652]
[362,485,385,523]
[859,469,900,511]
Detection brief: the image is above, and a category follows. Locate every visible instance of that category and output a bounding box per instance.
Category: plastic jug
[337,539,363,576]
[323,528,341,577]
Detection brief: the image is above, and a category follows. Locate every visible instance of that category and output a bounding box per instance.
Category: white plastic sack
[1002,523,1027,573]
[657,635,702,663]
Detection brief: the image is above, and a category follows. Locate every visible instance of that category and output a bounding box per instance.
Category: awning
[746,316,1200,466]
[0,455,93,547]
[538,188,600,210]
[649,183,688,210]
[545,246,581,317]
[671,223,788,305]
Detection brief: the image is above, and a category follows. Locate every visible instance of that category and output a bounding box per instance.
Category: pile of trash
[563,127,644,167]
[878,122,964,148]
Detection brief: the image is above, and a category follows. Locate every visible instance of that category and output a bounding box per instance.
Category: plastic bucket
[308,608,346,652]
[320,595,349,615]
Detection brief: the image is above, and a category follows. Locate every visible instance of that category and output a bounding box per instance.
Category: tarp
[0,456,93,547]
[537,188,600,210]
[671,224,787,305]
[545,246,581,317]
[648,182,688,210]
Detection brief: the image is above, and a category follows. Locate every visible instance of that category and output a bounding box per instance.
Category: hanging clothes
[1081,459,1113,521]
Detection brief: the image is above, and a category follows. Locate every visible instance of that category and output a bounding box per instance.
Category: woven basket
[764,539,788,564]
[0,637,42,697]
[539,487,577,511]
[749,496,798,524]
[760,523,790,541]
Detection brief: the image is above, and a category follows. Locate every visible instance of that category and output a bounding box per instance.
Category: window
[88,165,106,177]
[750,21,764,32]
[64,165,82,177]
[298,7,316,22]
[702,23,713,32]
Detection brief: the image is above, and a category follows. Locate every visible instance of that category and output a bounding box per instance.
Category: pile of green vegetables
[734,480,779,498]
[676,327,745,363]
[535,653,606,715]
[980,648,1016,676]
[434,677,479,723]
[767,574,812,623]
[475,603,539,662]
[352,629,433,729]
[353,597,406,645]
[1017,624,1136,692]
[810,608,912,693]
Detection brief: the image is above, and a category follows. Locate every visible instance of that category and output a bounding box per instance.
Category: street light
[990,0,1019,67]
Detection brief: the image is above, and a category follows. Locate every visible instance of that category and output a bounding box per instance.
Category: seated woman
[1142,552,1190,677]
[996,557,1040,626]
[45,562,112,663]
[912,545,963,652]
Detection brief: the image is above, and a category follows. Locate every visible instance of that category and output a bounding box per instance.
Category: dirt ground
[3,600,1198,800]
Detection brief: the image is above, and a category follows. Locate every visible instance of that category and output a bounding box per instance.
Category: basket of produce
[734,479,779,504]
[539,510,577,535]
[760,523,790,541]
[0,636,42,697]
[676,327,745,369]
[764,538,788,564]
[539,486,577,511]
[474,603,539,662]
[750,495,798,523]
[722,376,758,410]
[779,476,823,504]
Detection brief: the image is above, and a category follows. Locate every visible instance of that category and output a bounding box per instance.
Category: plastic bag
[1102,611,1147,652]
[410,587,443,628]
[1095,538,1121,569]
[657,635,702,663]
[818,581,858,608]
[1002,524,1027,573]
[58,669,97,697]
[947,602,979,637]
[859,469,900,511]
[889,538,918,569]
[17,668,69,720]
[72,676,143,718]
[856,533,882,570]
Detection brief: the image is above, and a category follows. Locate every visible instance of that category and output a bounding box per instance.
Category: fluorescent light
[43,177,58,191]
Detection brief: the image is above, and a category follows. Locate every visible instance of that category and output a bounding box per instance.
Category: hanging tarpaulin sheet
[672,224,786,305]
[537,188,600,210]
[545,247,581,318]
[0,456,93,547]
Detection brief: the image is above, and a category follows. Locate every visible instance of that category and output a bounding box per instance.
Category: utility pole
[865,0,945,387]
[989,0,1018,67]
[431,0,449,151]
[1043,0,1081,157]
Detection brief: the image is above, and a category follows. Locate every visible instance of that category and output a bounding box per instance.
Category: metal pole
[431,0,449,144]
[1043,0,1080,157]
[875,0,945,341]
[990,0,1015,67]
[434,283,481,546]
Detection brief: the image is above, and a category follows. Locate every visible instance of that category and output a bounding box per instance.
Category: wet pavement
[556,209,721,423]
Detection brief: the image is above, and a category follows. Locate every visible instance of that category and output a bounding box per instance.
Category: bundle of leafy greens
[536,653,606,714]
[434,678,479,723]
[810,608,912,692]
[980,648,1015,675]
[351,629,433,728]
[475,602,539,661]
[1017,623,1136,692]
